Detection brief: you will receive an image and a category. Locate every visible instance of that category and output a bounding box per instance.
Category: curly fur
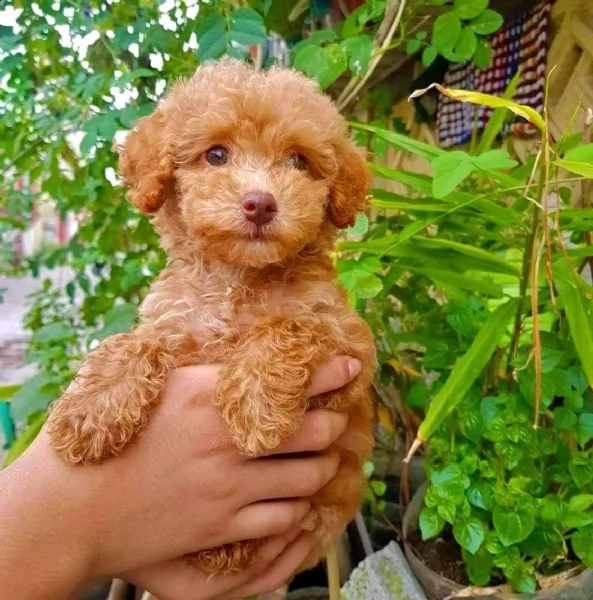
[47,58,376,575]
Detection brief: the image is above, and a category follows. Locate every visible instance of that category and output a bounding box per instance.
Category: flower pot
[402,483,593,600]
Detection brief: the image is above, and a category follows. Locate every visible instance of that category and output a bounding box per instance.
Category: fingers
[245,454,339,503]
[223,532,317,600]
[268,410,348,455]
[228,499,311,542]
[307,356,361,397]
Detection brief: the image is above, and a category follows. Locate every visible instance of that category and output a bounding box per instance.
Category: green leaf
[454,0,488,20]
[493,505,535,546]
[563,143,593,163]
[196,13,227,62]
[413,267,503,297]
[463,546,492,586]
[473,38,493,69]
[294,43,347,88]
[573,528,593,566]
[341,35,373,76]
[453,517,485,555]
[91,303,137,342]
[577,413,593,445]
[555,158,593,179]
[11,374,60,423]
[470,149,518,171]
[554,260,593,388]
[467,485,492,510]
[230,8,267,46]
[371,480,387,496]
[430,151,474,198]
[422,45,438,67]
[450,27,477,62]
[319,44,348,88]
[569,455,593,487]
[419,506,445,540]
[568,495,593,513]
[31,322,77,343]
[406,38,422,54]
[469,9,504,35]
[417,299,517,442]
[432,11,462,50]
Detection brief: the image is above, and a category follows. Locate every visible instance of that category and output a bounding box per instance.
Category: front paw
[215,366,310,456]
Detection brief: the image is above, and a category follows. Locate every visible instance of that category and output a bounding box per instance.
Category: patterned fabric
[436,1,552,148]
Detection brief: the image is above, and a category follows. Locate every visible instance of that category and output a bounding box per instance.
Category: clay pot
[402,483,593,600]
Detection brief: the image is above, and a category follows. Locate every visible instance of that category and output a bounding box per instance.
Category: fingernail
[348,358,362,377]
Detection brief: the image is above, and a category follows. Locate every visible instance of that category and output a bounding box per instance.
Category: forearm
[0,447,92,599]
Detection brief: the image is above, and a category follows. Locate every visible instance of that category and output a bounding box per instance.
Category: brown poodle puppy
[47,58,376,574]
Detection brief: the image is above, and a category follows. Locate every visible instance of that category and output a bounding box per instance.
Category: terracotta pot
[402,483,593,600]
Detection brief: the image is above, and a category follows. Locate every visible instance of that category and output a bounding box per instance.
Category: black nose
[241,191,277,227]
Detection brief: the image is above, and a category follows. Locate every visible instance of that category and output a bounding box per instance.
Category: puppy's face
[119,59,370,269]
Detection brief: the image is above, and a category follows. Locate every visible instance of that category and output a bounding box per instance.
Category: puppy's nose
[241,191,277,226]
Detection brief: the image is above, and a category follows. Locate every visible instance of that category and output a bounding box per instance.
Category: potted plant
[374,87,593,597]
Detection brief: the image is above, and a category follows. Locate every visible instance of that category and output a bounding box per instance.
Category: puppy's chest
[144,282,340,361]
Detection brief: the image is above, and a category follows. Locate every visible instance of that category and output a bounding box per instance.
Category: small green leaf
[469,9,504,35]
[473,38,493,69]
[573,528,593,566]
[430,151,474,198]
[31,322,77,343]
[341,35,373,76]
[11,374,60,423]
[555,159,593,179]
[577,413,593,445]
[406,38,422,54]
[453,517,485,555]
[432,11,462,50]
[470,149,518,171]
[363,461,375,478]
[450,27,477,62]
[467,485,492,510]
[230,8,267,46]
[422,45,438,67]
[371,480,387,496]
[563,143,593,163]
[463,546,492,586]
[419,506,445,540]
[568,495,593,513]
[454,0,488,20]
[493,505,535,546]
[196,13,227,62]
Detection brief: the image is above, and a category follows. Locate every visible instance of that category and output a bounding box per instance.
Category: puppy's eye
[206,146,229,166]
[284,153,307,171]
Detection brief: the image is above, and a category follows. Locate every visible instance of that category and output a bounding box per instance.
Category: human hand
[0,356,360,600]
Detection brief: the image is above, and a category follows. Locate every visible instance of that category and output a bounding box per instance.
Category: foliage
[404,0,503,68]
[342,85,593,590]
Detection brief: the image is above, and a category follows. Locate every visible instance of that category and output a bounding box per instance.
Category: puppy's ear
[327,139,371,229]
[119,110,175,213]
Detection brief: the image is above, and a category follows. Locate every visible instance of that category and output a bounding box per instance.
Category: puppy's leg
[47,333,177,464]
[215,317,330,457]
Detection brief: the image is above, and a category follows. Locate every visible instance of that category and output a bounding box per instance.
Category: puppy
[47,58,376,574]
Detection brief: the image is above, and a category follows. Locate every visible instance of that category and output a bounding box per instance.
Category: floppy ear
[118,110,175,213]
[327,139,371,229]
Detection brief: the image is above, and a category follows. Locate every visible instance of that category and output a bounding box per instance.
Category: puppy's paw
[47,399,137,464]
[189,540,259,575]
[216,367,310,456]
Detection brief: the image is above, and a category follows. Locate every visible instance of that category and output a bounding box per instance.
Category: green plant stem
[508,174,545,376]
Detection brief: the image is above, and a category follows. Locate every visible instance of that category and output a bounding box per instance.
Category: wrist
[0,434,96,599]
